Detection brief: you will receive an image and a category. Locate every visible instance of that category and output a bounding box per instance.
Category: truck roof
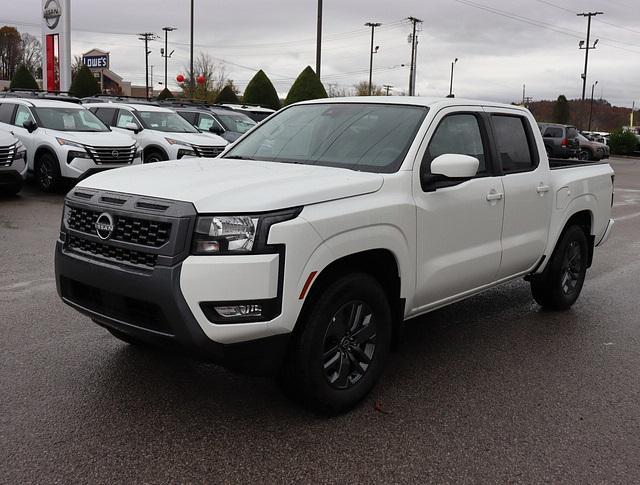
[296,96,529,113]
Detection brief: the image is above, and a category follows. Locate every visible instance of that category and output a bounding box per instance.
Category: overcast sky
[3,0,639,107]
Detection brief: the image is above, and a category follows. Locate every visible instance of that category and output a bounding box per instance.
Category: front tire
[144,149,167,164]
[35,153,62,192]
[578,148,592,161]
[280,273,392,415]
[531,225,588,310]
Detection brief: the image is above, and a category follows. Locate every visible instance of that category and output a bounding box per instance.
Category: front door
[412,108,504,312]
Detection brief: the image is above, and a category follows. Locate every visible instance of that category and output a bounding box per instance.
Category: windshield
[224,103,428,173]
[137,111,198,133]
[577,133,590,142]
[33,107,109,132]
[216,112,256,133]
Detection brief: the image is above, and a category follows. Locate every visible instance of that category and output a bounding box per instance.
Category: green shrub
[243,70,280,110]
[157,88,174,100]
[215,84,241,104]
[10,64,39,90]
[285,66,327,105]
[69,65,101,98]
[609,129,639,155]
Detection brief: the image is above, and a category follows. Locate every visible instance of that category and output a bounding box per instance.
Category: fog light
[215,304,262,319]
[193,240,220,253]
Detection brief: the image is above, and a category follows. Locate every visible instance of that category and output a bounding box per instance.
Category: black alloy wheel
[322,300,377,390]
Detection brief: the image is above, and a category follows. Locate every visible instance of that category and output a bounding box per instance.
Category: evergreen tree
[243,70,280,110]
[157,87,174,100]
[10,64,39,90]
[552,95,570,124]
[285,66,327,105]
[69,64,101,98]
[215,84,241,104]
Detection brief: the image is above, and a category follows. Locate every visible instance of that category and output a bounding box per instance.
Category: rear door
[9,104,37,169]
[412,107,504,309]
[487,108,553,279]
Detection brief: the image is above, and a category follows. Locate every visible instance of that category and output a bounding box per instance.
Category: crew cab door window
[116,109,140,129]
[492,115,536,173]
[423,113,487,175]
[13,105,35,127]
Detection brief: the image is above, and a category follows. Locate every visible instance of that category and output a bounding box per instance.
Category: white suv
[84,102,228,163]
[0,131,27,195]
[0,98,141,192]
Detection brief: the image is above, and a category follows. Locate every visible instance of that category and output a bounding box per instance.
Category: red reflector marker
[299,271,318,300]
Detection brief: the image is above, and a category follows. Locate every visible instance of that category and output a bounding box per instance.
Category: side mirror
[209,125,225,136]
[125,122,141,134]
[23,120,38,133]
[421,154,479,192]
[431,153,479,178]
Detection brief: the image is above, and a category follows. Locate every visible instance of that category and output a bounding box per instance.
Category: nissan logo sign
[112,150,119,158]
[43,0,62,30]
[95,213,115,240]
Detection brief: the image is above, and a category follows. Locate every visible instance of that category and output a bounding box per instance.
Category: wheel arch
[143,145,168,161]
[539,208,595,274]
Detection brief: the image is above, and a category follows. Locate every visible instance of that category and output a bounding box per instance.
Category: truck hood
[78,158,384,212]
[42,129,135,147]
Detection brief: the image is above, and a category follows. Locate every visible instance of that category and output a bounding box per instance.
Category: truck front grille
[85,145,136,164]
[67,206,171,248]
[194,145,225,158]
[67,235,158,268]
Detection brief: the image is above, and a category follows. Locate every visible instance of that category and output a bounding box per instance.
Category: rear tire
[531,225,588,311]
[279,273,392,415]
[35,152,62,192]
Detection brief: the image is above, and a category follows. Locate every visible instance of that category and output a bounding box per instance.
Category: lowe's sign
[83,54,109,69]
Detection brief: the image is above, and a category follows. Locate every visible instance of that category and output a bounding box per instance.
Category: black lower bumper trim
[0,170,23,186]
[55,242,290,375]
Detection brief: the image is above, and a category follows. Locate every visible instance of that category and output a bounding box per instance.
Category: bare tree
[20,33,41,77]
[0,26,23,80]
[326,83,353,98]
[354,81,383,96]
[181,52,230,100]
[71,55,83,77]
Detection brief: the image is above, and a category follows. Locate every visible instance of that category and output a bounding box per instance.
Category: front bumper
[55,245,290,374]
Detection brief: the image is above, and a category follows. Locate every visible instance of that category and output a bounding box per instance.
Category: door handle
[536,184,551,194]
[486,190,504,201]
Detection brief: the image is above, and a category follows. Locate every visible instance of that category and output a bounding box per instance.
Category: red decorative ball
[176,73,185,83]
[196,74,206,85]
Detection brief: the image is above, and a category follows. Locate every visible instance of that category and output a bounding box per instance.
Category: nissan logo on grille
[112,150,119,158]
[95,213,115,240]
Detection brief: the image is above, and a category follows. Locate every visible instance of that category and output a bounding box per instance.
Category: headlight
[191,208,301,255]
[13,141,26,162]
[165,138,193,147]
[56,138,86,149]
[177,148,197,159]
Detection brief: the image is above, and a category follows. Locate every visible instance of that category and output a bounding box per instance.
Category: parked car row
[0,91,274,195]
[538,122,609,162]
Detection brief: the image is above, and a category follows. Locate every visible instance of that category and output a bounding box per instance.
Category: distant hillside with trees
[526,97,634,132]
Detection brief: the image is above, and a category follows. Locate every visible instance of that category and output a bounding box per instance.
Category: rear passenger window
[492,115,535,173]
[179,111,198,124]
[425,113,487,174]
[544,127,563,138]
[94,107,116,125]
[0,103,16,124]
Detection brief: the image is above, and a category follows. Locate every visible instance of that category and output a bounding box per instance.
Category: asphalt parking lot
[1,157,639,484]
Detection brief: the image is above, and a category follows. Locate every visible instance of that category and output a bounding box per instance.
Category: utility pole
[522,84,526,105]
[365,22,381,96]
[138,32,155,100]
[383,84,393,96]
[316,0,322,79]
[578,11,603,101]
[632,101,635,127]
[150,65,154,96]
[162,27,176,90]
[407,17,422,96]
[588,80,598,131]
[190,0,195,95]
[448,58,458,97]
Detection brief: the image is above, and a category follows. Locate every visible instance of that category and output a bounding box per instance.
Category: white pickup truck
[55,97,615,414]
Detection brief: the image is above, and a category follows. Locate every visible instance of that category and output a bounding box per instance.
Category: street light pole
[588,80,598,131]
[365,22,381,96]
[162,27,176,90]
[316,0,322,79]
[578,11,603,101]
[448,58,458,97]
[190,0,195,95]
